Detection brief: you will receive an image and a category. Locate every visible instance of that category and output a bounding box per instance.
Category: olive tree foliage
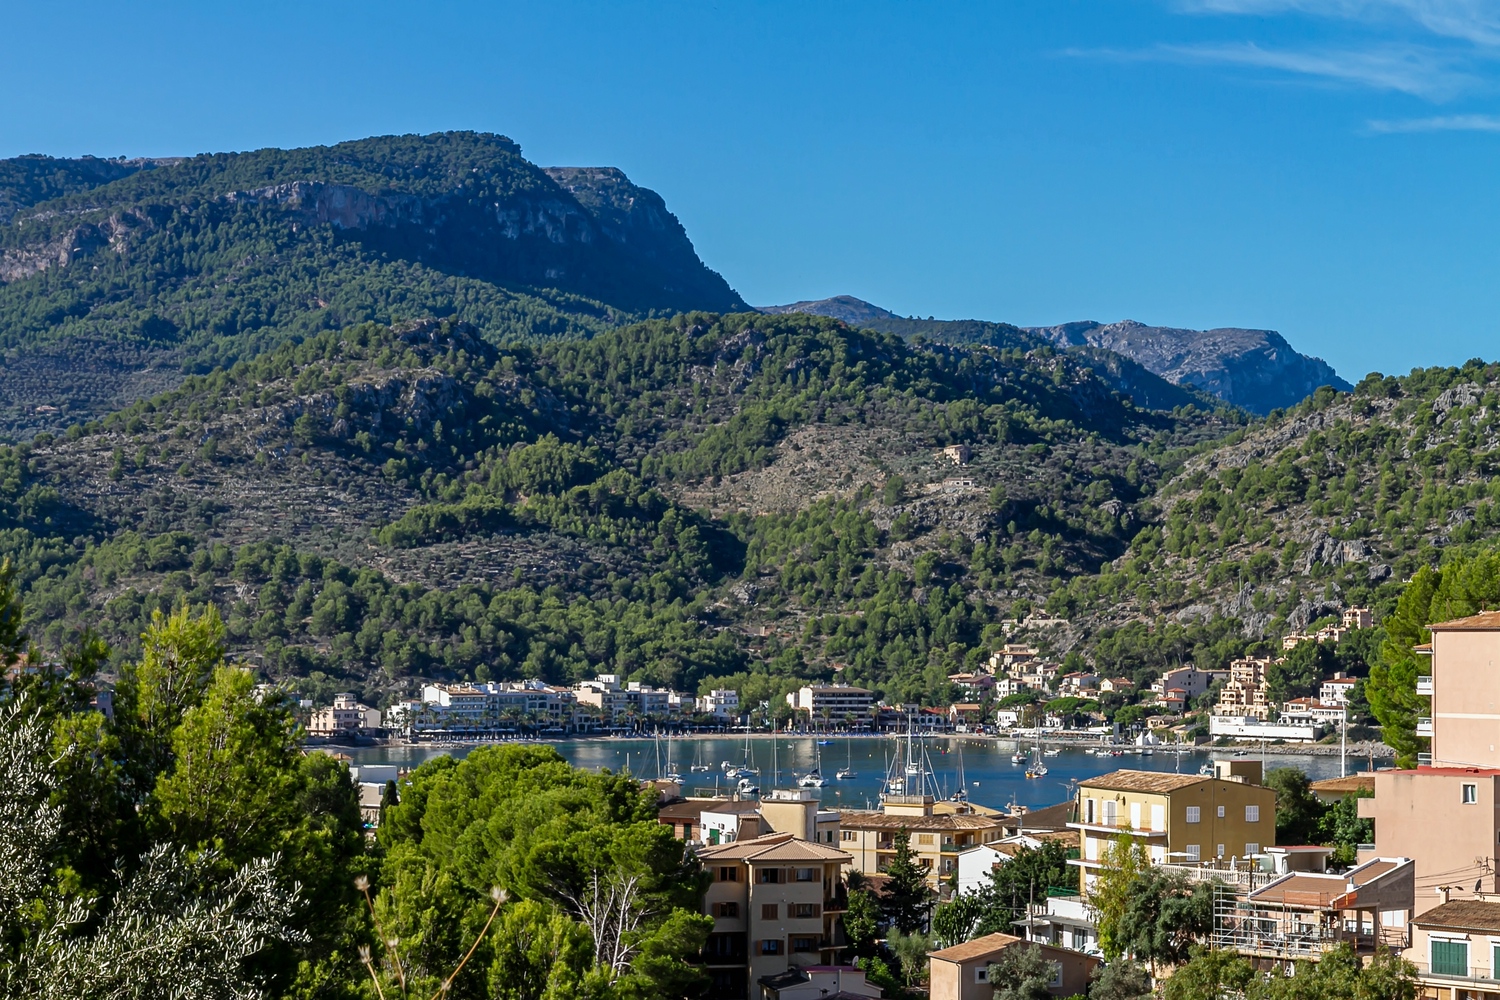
[0,699,303,1000]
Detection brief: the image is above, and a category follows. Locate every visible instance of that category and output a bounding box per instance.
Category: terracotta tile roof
[1413,900,1500,934]
[1077,770,1210,793]
[839,810,1006,831]
[1427,611,1500,631]
[1314,773,1374,797]
[657,798,727,821]
[928,932,1026,964]
[697,832,850,863]
[1352,859,1398,884]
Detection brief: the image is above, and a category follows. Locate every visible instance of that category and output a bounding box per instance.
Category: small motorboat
[798,769,828,788]
[1044,749,1061,757]
[737,777,760,796]
[836,767,857,780]
[1011,752,1026,764]
[817,739,834,746]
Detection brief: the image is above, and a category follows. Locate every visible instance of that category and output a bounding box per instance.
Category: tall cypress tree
[881,829,934,934]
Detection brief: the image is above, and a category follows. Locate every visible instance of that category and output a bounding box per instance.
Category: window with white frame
[1130,802,1141,828]
[1216,844,1225,858]
[975,968,989,984]
[1216,805,1225,819]
[1186,806,1201,824]
[1246,805,1260,822]
[1049,962,1063,988]
[1246,842,1260,856]
[1103,800,1117,825]
[1185,844,1200,861]
[1151,804,1165,831]
[1086,798,1095,824]
[1464,783,1479,805]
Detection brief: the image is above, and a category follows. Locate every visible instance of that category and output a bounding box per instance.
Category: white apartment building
[1320,675,1357,706]
[785,684,874,721]
[702,688,741,720]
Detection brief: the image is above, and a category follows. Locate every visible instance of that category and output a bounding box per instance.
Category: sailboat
[836,739,857,780]
[1024,719,1048,778]
[690,741,713,772]
[949,745,969,802]
[798,741,828,787]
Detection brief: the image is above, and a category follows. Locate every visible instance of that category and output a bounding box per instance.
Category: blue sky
[5,1,1500,380]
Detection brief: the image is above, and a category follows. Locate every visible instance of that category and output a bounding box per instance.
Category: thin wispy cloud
[1075,41,1474,99]
[1366,112,1500,130]
[1179,1,1500,47]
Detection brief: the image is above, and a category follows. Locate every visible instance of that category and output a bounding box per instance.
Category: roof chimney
[1438,886,1452,904]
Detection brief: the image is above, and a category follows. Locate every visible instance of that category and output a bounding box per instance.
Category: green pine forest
[0,131,1487,771]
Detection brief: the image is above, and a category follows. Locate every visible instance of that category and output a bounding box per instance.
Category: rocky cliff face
[1026,319,1350,415]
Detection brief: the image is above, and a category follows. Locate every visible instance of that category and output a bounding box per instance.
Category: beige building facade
[1068,763,1276,892]
[839,795,1009,888]
[698,833,851,1000]
[1213,657,1272,720]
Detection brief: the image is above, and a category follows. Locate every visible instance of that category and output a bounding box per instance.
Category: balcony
[1411,961,1498,985]
[1416,676,1433,696]
[824,889,849,913]
[1416,717,1433,737]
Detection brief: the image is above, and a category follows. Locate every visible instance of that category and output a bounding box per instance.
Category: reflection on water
[343,736,1363,813]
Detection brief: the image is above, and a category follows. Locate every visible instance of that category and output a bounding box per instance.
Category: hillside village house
[1407,898,1500,995]
[1150,665,1225,702]
[1067,761,1277,892]
[1213,657,1273,721]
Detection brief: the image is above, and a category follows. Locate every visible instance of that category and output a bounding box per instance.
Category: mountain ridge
[760,294,1347,415]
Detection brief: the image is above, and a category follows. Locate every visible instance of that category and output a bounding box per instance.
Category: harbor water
[344,736,1365,813]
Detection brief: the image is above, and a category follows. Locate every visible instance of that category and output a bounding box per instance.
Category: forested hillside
[0,311,1243,707]
[0,132,744,436]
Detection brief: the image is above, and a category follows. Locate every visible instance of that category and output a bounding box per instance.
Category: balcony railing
[824,889,849,912]
[1411,961,1498,983]
[1416,676,1433,696]
[1416,717,1433,737]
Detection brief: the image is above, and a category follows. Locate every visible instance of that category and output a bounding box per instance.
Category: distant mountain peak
[758,294,901,326]
[759,294,1348,414]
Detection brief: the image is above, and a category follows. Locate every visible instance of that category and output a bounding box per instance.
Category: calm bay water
[344,736,1364,813]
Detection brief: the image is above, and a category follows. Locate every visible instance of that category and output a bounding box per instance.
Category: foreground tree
[1088,830,1151,960]
[881,831,934,934]
[987,944,1057,1000]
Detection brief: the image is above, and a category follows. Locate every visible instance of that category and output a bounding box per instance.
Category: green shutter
[1431,939,1468,976]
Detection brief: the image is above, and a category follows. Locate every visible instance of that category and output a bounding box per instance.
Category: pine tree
[881,829,934,934]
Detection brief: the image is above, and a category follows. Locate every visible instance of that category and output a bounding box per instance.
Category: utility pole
[1341,704,1348,778]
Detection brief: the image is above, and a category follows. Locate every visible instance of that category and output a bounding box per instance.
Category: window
[1216,805,1226,819]
[795,868,818,882]
[714,902,739,918]
[1086,798,1096,824]
[1216,844,1225,858]
[917,834,936,846]
[1049,962,1064,988]
[1493,943,1500,980]
[842,830,857,841]
[1246,805,1261,822]
[760,939,783,956]
[717,866,739,883]
[975,968,990,984]
[1072,928,1088,950]
[791,903,819,919]
[762,904,779,920]
[1246,842,1260,857]
[1464,784,1479,804]
[1431,939,1468,976]
[1186,806,1201,824]
[1151,804,1165,831]
[1103,800,1118,825]
[1185,845,1200,861]
[759,868,784,884]
[791,936,819,953]
[1130,802,1141,828]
